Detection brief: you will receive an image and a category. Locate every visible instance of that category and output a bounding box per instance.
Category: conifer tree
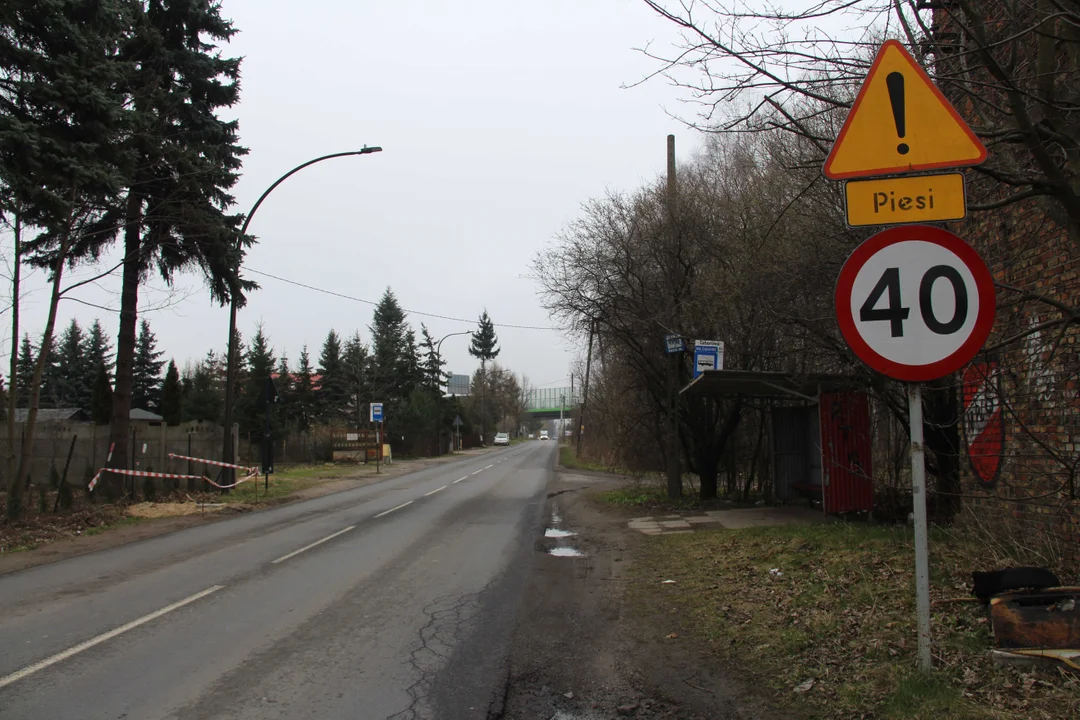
[316,330,347,422]
[131,319,165,411]
[160,360,182,425]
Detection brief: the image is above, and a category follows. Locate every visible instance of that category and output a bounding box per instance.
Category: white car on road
[493,432,510,446]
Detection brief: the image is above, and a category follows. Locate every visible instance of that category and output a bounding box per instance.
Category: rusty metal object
[990,587,1080,650]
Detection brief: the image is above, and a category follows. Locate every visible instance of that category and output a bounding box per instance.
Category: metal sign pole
[907,382,932,671]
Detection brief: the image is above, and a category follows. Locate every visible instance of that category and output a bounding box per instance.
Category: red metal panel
[818,393,874,513]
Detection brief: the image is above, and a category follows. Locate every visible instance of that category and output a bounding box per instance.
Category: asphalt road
[0,441,555,719]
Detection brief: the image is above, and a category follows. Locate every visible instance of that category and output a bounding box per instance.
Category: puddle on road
[548,547,586,557]
[545,528,577,538]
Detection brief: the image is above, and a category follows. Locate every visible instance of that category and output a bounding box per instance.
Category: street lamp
[434,331,471,454]
[436,331,472,374]
[221,147,383,484]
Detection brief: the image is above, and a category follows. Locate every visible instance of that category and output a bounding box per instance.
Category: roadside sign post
[663,334,685,500]
[826,38,992,673]
[370,403,384,474]
[692,340,724,379]
[452,415,463,453]
[907,382,932,670]
[824,39,987,229]
[835,225,996,671]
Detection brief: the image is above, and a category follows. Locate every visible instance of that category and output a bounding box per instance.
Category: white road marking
[374,501,413,518]
[0,584,225,690]
[424,485,447,496]
[453,476,467,484]
[471,470,483,476]
[484,464,494,469]
[272,526,356,564]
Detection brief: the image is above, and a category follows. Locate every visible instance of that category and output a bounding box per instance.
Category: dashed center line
[424,485,447,496]
[471,469,484,476]
[272,526,356,564]
[484,464,494,469]
[374,500,413,518]
[0,584,225,690]
[453,476,467,484]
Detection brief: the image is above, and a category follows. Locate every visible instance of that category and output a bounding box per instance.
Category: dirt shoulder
[0,446,501,577]
[519,471,1080,720]
[500,466,786,719]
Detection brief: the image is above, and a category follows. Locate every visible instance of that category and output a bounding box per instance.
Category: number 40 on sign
[835,224,996,383]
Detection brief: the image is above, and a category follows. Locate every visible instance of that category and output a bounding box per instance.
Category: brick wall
[958,190,1080,572]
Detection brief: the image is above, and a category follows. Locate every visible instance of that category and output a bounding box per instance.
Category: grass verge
[559,444,620,473]
[632,522,1079,719]
[84,515,144,536]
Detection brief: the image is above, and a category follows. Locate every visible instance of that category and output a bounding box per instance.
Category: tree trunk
[743,414,766,501]
[698,453,719,500]
[108,191,142,494]
[4,213,22,518]
[10,235,71,517]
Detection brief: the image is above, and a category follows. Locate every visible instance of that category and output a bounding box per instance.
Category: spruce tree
[55,319,89,409]
[295,346,315,431]
[85,319,115,373]
[0,0,131,515]
[275,354,294,431]
[15,335,35,408]
[400,328,422,398]
[219,330,245,428]
[419,324,448,392]
[160,360,182,425]
[469,310,501,441]
[342,332,370,428]
[81,319,114,409]
[39,334,61,410]
[102,0,248,474]
[184,357,222,423]
[91,363,113,425]
[240,324,275,436]
[131,319,165,411]
[369,288,410,404]
[316,330,347,423]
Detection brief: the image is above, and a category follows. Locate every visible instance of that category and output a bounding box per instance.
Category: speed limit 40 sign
[835,225,995,382]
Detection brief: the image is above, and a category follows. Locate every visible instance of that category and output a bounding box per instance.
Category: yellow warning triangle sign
[824,40,987,180]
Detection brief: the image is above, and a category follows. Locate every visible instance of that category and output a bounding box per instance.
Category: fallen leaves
[635,522,1080,719]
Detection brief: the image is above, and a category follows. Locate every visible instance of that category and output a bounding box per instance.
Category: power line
[245,267,562,331]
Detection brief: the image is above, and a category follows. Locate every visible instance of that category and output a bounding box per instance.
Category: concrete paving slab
[659,520,692,529]
[704,507,825,530]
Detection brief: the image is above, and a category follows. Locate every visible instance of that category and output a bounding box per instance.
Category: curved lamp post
[433,331,471,454]
[221,147,383,484]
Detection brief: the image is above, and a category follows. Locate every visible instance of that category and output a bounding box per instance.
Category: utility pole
[559,394,565,445]
[577,319,595,456]
[569,372,574,445]
[666,134,681,500]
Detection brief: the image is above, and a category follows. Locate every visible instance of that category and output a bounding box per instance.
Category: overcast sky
[7,0,696,392]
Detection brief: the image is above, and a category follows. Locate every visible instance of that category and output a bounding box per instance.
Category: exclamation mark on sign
[886,71,909,155]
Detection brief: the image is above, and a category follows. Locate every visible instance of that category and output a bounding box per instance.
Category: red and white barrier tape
[167,452,259,476]
[88,466,258,492]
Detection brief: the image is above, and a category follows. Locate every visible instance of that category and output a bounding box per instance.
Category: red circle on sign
[835,225,996,382]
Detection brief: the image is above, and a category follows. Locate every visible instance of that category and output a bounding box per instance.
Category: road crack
[386,584,491,719]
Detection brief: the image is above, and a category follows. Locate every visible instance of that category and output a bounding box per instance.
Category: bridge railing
[524,387,581,411]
